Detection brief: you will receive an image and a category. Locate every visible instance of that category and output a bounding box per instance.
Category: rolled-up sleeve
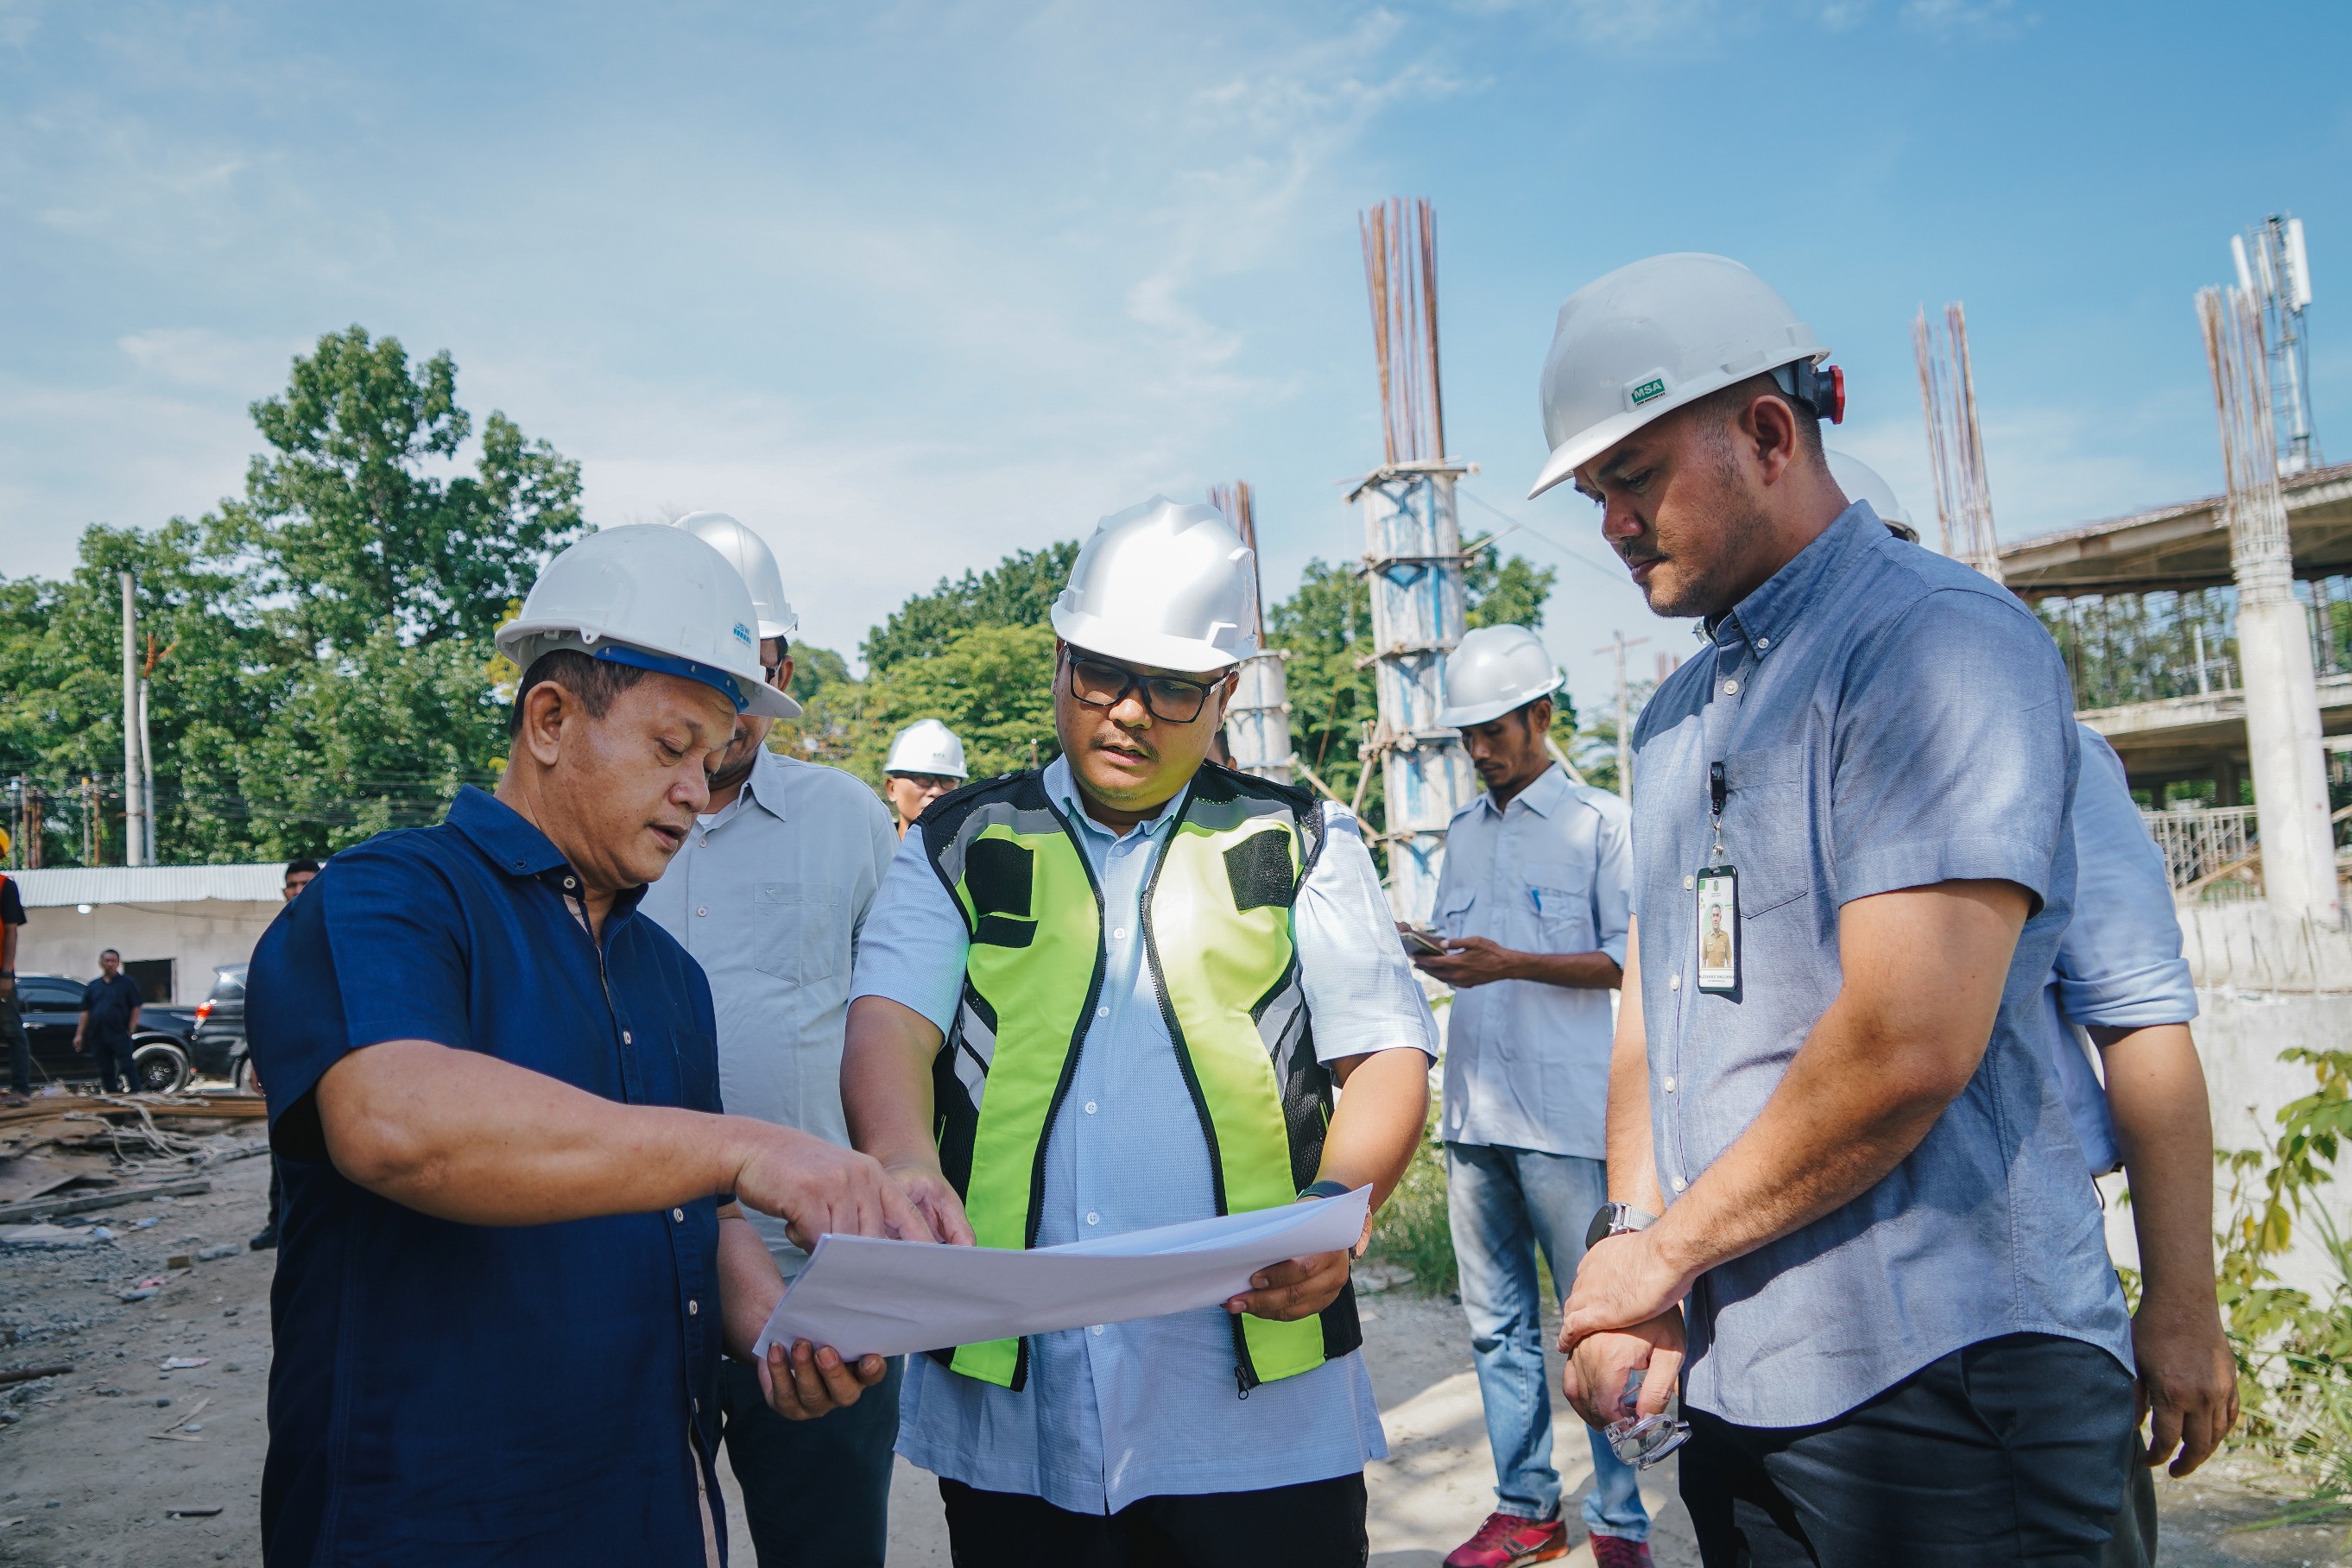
[2055,730,2197,1030]
[1296,804,1440,1065]
[848,829,972,1034]
[1830,589,2077,912]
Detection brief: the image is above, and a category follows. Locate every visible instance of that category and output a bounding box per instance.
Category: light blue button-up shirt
[851,757,1439,1512]
[2040,726,2199,1174]
[1628,503,2133,1428]
[1433,764,1631,1159]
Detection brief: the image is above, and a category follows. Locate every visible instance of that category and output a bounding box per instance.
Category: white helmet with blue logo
[496,525,802,720]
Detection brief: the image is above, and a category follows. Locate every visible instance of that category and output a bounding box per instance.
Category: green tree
[852,624,1060,784]
[861,542,1078,673]
[208,326,585,652]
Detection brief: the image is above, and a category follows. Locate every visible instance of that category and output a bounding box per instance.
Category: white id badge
[1695,865,1739,994]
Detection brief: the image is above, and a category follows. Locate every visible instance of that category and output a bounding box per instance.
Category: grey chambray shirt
[1628,502,2132,1428]
[641,747,898,1275]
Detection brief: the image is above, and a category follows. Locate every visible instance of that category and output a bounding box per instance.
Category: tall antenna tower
[2232,213,2320,476]
[1913,304,2004,581]
[1209,480,1293,784]
[2197,282,2339,926]
[1350,198,1475,923]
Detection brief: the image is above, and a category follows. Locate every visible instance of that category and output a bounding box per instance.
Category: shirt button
[1096,1006,1110,1020]
[1084,1101,1098,1115]
[1671,1176,1687,1193]
[1668,974,1681,991]
[692,1398,701,1414]
[1113,928,1127,940]
[1091,1325,1105,1337]
[1723,680,1740,695]
[622,1030,633,1045]
[1664,1076,1678,1094]
[687,1299,699,1316]
[1756,636,1771,650]
[1684,875,1695,890]
[696,906,708,918]
[562,876,577,890]
[1085,1211,1100,1226]
[672,1208,685,1222]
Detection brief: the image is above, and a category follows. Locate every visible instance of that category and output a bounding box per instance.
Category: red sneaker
[1443,1512,1570,1568]
[1589,1536,1654,1568]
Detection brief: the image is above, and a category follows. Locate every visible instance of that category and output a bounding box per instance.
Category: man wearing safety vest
[843,496,1441,1567]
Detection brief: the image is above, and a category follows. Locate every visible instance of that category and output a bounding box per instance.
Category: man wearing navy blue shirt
[77,949,143,1092]
[248,526,930,1567]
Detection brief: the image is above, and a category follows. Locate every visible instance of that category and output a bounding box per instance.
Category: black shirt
[0,876,22,926]
[81,973,142,1040]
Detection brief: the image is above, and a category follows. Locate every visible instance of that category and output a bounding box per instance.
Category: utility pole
[1594,631,1649,800]
[119,571,147,868]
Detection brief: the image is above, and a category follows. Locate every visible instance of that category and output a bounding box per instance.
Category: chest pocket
[753,883,846,987]
[1434,886,1476,942]
[1717,743,1811,917]
[1523,858,1595,951]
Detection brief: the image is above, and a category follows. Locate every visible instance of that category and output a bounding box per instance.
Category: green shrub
[1367,1116,1457,1297]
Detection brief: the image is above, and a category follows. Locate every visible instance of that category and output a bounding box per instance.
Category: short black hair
[508,649,653,737]
[100,947,119,960]
[1692,372,1824,461]
[285,857,321,879]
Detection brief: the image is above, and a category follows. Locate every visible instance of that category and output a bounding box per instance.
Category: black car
[15,974,203,1095]
[191,964,255,1091]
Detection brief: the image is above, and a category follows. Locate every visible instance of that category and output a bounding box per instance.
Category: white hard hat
[496,525,801,720]
[1438,624,1563,728]
[1048,496,1258,673]
[1530,253,1839,499]
[1824,451,1912,528]
[884,718,969,779]
[673,511,799,642]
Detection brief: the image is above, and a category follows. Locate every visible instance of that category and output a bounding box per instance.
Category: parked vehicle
[191,964,253,1091]
[15,973,202,1095]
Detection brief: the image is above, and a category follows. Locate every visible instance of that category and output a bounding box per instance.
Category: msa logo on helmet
[731,623,754,648]
[1628,377,1667,407]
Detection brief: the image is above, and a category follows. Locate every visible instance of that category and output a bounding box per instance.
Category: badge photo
[1696,867,1738,994]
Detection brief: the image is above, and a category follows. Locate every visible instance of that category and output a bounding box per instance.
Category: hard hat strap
[587,643,750,713]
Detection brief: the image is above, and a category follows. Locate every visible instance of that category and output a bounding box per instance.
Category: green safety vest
[917,762,1363,1394]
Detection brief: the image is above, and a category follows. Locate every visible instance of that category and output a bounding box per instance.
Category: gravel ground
[3,1147,2343,1566]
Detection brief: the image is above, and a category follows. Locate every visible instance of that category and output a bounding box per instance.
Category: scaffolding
[1208,480,1293,784]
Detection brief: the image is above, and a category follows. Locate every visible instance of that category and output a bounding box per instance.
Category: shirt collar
[1042,755,1189,843]
[1711,501,1881,657]
[1481,762,1571,819]
[446,784,649,919]
[741,749,791,824]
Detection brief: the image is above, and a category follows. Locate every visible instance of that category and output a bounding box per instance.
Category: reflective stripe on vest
[920,767,1358,1393]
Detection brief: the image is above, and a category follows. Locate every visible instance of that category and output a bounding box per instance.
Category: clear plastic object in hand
[1605,1367,1692,1469]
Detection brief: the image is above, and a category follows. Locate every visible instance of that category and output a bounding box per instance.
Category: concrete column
[2239,588,2340,924]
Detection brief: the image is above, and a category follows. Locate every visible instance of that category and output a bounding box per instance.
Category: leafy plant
[1365,1112,1457,1298]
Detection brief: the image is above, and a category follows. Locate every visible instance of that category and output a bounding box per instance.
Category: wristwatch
[1298,1179,1353,1201]
[1584,1200,1659,1251]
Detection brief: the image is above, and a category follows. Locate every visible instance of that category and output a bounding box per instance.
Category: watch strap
[1298,1179,1352,1201]
[1584,1200,1660,1251]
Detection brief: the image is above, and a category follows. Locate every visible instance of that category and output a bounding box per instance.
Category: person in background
[1833,449,2237,1568]
[881,718,968,837]
[1412,624,1653,1568]
[76,947,142,1092]
[1542,254,2136,1565]
[844,497,1439,1568]
[1,829,28,1105]
[246,524,926,1566]
[642,511,904,1568]
[249,856,321,1250]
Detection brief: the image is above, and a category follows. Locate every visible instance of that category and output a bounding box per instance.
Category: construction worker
[246,525,930,1567]
[882,718,969,837]
[1537,254,2139,1565]
[1834,453,2238,1568]
[0,828,26,1105]
[1412,623,1653,1568]
[641,511,905,1568]
[841,496,1440,1568]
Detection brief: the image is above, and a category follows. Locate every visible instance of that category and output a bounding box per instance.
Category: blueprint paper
[752,1185,1372,1362]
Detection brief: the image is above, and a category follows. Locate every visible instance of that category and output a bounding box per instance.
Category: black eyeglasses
[1063,652,1221,724]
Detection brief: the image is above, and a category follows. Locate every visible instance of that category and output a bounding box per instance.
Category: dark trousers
[1679,1331,2136,1568]
[717,1353,901,1567]
[2,994,27,1095]
[939,1472,1369,1568]
[92,1035,134,1093]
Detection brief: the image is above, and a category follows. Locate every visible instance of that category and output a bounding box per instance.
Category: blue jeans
[1447,1141,1650,1542]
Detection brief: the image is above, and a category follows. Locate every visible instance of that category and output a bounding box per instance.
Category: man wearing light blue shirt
[841,498,1438,1567]
[1411,623,1652,1568]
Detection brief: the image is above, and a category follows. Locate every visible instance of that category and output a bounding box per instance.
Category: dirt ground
[3,1139,2346,1568]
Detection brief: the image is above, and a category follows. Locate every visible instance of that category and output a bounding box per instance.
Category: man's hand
[1563,1311,1685,1430]
[883,1155,976,1248]
[730,1125,937,1250]
[2132,1294,2239,1476]
[1227,1248,1350,1321]
[0,974,15,1000]
[758,1337,889,1420]
[1411,935,1521,989]
[1561,1231,1690,1350]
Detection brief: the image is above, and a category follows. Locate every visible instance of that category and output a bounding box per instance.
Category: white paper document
[752,1185,1372,1363]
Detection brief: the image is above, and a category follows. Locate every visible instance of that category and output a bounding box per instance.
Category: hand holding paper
[752,1185,1374,1363]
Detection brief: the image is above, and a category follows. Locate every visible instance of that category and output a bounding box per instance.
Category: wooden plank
[0,1178,212,1224]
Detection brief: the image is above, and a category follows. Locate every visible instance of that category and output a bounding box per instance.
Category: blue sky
[3,0,2347,713]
